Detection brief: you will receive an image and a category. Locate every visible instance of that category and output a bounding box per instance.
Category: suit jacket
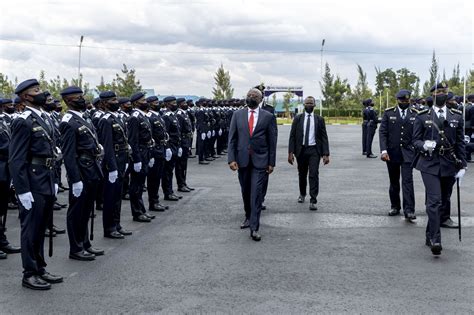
[227,108,277,169]
[288,112,330,158]
[379,106,417,163]
[413,108,466,177]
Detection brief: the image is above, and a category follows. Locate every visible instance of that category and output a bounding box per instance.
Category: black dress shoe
[430,242,442,256]
[133,214,151,222]
[240,219,250,229]
[164,195,179,201]
[185,185,195,191]
[144,213,156,220]
[175,194,183,199]
[188,155,197,158]
[178,186,191,192]
[362,152,367,155]
[53,225,66,234]
[58,202,68,209]
[309,203,318,211]
[69,251,96,261]
[45,229,57,237]
[1,244,21,254]
[117,228,133,236]
[40,272,63,284]
[367,154,378,158]
[425,238,431,247]
[122,193,130,200]
[149,203,167,212]
[57,186,65,193]
[440,218,458,229]
[405,212,416,221]
[96,203,103,211]
[86,247,104,256]
[53,203,61,211]
[8,202,18,210]
[388,208,400,216]
[22,275,51,290]
[104,231,125,239]
[298,195,305,203]
[205,157,214,161]
[250,230,261,242]
[261,203,266,211]
[0,250,6,259]
[59,183,69,190]
[199,161,210,165]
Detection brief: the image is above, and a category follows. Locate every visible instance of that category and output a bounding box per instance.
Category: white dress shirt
[302,112,316,146]
[248,107,259,134]
[435,105,447,119]
[398,107,407,119]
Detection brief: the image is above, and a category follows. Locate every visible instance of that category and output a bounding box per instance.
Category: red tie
[248,110,255,137]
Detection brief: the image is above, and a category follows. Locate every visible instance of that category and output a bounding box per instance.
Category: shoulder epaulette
[102,113,111,120]
[61,113,72,122]
[450,108,462,115]
[410,108,419,114]
[164,112,172,116]
[385,106,395,112]
[18,111,32,120]
[417,109,429,115]
[132,111,140,117]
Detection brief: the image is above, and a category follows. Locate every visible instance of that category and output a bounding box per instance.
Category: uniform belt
[139,140,154,148]
[30,156,56,167]
[114,143,129,152]
[78,152,100,161]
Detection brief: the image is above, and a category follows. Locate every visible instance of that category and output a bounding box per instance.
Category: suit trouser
[196,134,205,161]
[238,161,266,231]
[130,168,148,218]
[366,124,376,155]
[175,149,189,188]
[261,172,269,204]
[362,123,367,153]
[103,177,124,234]
[296,146,320,204]
[19,192,54,277]
[386,161,415,214]
[67,181,96,254]
[0,181,10,248]
[216,133,225,154]
[147,156,165,206]
[162,155,177,196]
[421,172,454,243]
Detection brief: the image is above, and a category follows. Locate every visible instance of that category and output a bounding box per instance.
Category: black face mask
[246,97,259,109]
[398,102,410,110]
[304,106,315,114]
[43,102,57,112]
[54,106,62,113]
[169,104,178,112]
[434,94,447,107]
[122,106,132,114]
[70,98,86,111]
[5,106,15,114]
[138,102,149,111]
[28,93,47,107]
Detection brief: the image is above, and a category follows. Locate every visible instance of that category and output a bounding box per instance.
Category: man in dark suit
[413,82,467,256]
[228,88,277,241]
[288,96,330,211]
[379,89,417,220]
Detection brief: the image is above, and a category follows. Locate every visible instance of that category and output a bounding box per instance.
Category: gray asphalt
[1,125,473,314]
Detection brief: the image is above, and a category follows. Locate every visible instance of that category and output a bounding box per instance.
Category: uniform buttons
[400,144,403,147]
[401,132,404,135]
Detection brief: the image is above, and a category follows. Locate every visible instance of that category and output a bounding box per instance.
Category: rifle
[90,206,95,241]
[457,178,462,242]
[49,210,53,257]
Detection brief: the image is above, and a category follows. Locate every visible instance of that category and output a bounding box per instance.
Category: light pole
[78,35,84,82]
[319,39,325,116]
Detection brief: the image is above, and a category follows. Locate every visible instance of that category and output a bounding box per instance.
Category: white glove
[54,184,58,196]
[465,135,471,143]
[72,181,83,198]
[18,192,34,210]
[165,148,172,161]
[201,133,206,140]
[212,130,215,137]
[207,131,211,139]
[133,162,142,173]
[423,140,437,152]
[178,148,183,157]
[471,134,474,139]
[108,170,118,183]
[218,129,222,136]
[125,163,129,170]
[148,158,155,168]
[455,169,466,181]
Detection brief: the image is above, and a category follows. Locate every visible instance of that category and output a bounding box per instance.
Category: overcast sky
[1,0,472,98]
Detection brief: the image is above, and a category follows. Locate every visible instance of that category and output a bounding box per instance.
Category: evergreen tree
[319,62,334,109]
[114,64,142,97]
[212,63,234,100]
[353,64,372,105]
[422,51,438,95]
[0,73,15,98]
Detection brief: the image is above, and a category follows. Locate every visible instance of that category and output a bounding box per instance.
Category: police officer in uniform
[9,79,63,290]
[361,100,369,155]
[413,82,467,255]
[97,91,133,239]
[146,96,170,212]
[60,86,105,261]
[127,92,156,222]
[195,98,209,165]
[176,98,195,192]
[379,90,417,220]
[161,96,183,201]
[364,98,378,158]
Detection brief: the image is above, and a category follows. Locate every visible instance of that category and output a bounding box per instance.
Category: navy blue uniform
[195,107,208,162]
[60,111,103,254]
[97,112,130,235]
[127,109,154,218]
[379,107,417,215]
[0,116,12,249]
[161,109,181,197]
[413,107,466,244]
[362,107,369,154]
[366,106,378,156]
[9,108,57,277]
[146,110,168,208]
[175,108,192,189]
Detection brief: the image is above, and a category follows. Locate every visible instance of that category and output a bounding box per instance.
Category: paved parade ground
[1,125,473,314]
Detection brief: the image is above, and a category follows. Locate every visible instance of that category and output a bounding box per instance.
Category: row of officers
[362,83,472,256]
[0,78,246,290]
